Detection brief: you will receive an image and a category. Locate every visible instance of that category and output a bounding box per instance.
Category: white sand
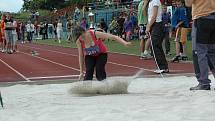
[1,75,215,121]
[69,77,130,95]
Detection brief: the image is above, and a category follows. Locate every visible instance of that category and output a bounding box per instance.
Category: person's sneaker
[1,49,5,53]
[142,53,153,59]
[181,56,188,61]
[171,55,181,63]
[154,69,169,74]
[190,84,211,90]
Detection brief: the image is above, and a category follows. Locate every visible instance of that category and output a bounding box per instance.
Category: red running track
[0,43,194,83]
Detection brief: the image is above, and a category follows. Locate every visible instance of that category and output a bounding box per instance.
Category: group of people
[138,0,192,63]
[73,0,215,91]
[137,0,169,73]
[0,13,19,54]
[0,12,40,54]
[108,12,138,42]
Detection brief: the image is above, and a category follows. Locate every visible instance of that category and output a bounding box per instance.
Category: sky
[0,75,215,121]
[0,0,24,13]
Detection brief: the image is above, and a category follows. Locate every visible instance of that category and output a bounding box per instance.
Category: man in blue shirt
[162,5,171,55]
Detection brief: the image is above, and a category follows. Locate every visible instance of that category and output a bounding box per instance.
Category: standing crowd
[0,12,36,54]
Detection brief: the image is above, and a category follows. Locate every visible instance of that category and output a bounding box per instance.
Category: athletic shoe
[1,49,6,53]
[181,56,188,61]
[7,50,13,54]
[190,84,211,90]
[171,55,181,63]
[154,69,169,74]
[142,53,153,59]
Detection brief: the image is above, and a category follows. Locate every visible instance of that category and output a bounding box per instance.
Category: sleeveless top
[79,30,107,56]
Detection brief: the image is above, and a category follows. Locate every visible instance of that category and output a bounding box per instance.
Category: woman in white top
[12,18,18,52]
[146,0,168,74]
[56,19,63,43]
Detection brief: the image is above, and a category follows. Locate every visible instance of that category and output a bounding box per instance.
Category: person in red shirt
[0,14,6,52]
[73,26,131,81]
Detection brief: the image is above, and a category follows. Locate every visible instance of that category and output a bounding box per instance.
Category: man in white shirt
[146,0,169,74]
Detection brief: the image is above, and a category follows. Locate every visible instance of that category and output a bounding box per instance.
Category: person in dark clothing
[100,18,108,32]
[44,21,48,39]
[117,14,125,38]
[162,5,171,55]
[185,0,215,90]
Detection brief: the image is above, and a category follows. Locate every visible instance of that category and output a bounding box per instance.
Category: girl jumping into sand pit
[72,26,131,81]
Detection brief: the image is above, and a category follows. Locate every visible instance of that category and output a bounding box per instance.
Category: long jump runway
[0,43,194,84]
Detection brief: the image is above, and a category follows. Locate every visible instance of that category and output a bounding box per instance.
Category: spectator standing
[130,12,137,29]
[20,22,25,43]
[44,21,48,39]
[162,5,171,55]
[80,17,88,30]
[109,17,118,35]
[26,20,35,43]
[74,7,81,23]
[171,0,189,62]
[40,22,46,40]
[117,13,125,38]
[34,21,39,39]
[123,16,133,41]
[0,14,6,52]
[185,0,215,90]
[53,19,58,41]
[0,20,3,50]
[146,0,169,73]
[66,18,74,42]
[138,0,150,58]
[48,23,54,39]
[100,18,108,32]
[11,17,18,52]
[4,13,15,54]
[57,19,63,43]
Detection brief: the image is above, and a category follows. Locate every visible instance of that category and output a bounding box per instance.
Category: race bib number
[84,45,100,55]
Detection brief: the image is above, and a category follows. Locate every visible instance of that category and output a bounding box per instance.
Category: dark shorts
[138,24,146,40]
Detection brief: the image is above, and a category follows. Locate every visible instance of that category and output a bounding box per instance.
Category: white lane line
[0,58,31,82]
[23,45,77,57]
[19,51,80,72]
[22,45,150,70]
[22,45,185,73]
[27,75,79,80]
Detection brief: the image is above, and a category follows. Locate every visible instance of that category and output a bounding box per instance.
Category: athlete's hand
[124,42,132,46]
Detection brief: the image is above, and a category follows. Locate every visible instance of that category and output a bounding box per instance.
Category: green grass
[34,39,193,60]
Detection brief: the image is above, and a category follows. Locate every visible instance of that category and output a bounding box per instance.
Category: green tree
[22,0,93,11]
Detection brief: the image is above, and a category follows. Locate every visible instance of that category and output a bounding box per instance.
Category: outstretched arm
[76,40,85,80]
[185,0,194,7]
[94,31,131,46]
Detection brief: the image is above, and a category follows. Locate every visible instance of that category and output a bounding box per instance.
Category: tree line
[22,0,93,12]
